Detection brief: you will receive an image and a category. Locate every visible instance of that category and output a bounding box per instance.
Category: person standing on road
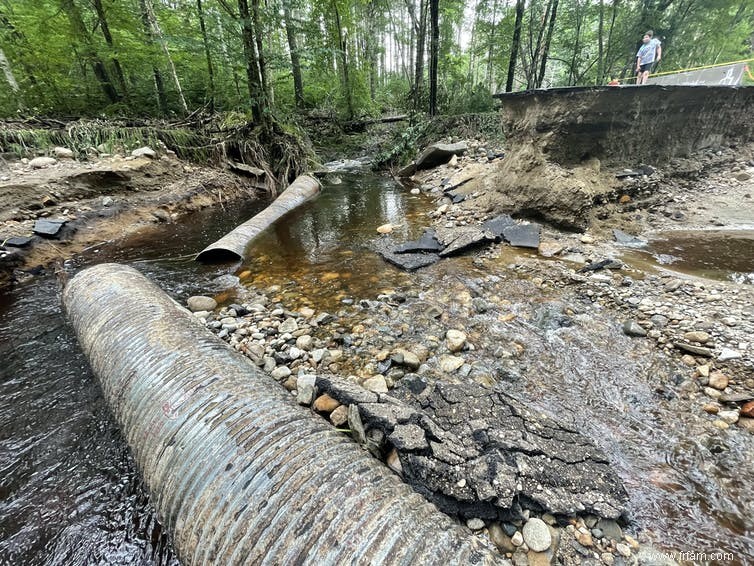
[635,30,662,85]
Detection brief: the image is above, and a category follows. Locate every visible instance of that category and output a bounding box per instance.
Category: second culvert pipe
[63,263,508,565]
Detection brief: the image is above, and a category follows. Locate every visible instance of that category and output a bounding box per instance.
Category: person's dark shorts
[639,62,653,73]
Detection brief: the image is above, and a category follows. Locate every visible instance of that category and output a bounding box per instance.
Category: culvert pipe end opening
[62,263,507,565]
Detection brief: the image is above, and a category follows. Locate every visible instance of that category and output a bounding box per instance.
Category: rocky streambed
[181,140,754,565]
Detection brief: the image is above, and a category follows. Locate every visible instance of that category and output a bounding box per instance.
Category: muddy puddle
[622,230,754,284]
[1,171,752,564]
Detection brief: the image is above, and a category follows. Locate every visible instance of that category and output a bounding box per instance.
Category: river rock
[53,147,74,159]
[683,331,710,344]
[674,342,713,357]
[296,374,317,405]
[466,518,485,531]
[363,375,389,393]
[330,404,349,426]
[187,296,217,312]
[377,223,395,234]
[741,401,754,418]
[313,394,340,412]
[439,354,465,372]
[131,146,156,158]
[538,241,564,257]
[717,409,739,424]
[29,157,57,168]
[522,518,552,552]
[393,348,421,370]
[708,371,729,390]
[488,523,516,553]
[596,519,622,541]
[415,142,468,170]
[271,366,291,380]
[295,335,313,350]
[279,317,298,334]
[735,171,752,181]
[718,348,742,361]
[612,229,647,247]
[446,329,467,353]
[623,320,647,337]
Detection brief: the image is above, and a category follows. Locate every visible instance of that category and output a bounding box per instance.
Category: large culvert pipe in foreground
[63,264,507,566]
[196,174,321,262]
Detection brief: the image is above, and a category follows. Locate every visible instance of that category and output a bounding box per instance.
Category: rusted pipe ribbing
[63,264,507,566]
[196,174,321,262]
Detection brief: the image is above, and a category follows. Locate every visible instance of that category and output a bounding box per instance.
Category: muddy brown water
[622,230,754,284]
[0,172,752,564]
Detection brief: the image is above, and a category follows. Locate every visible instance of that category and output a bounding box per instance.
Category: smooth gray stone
[415,142,468,170]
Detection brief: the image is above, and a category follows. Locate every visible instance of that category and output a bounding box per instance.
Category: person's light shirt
[637,38,661,65]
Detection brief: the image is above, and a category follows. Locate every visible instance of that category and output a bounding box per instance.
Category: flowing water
[0,171,752,564]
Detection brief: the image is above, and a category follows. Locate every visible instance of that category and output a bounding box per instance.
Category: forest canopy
[0,0,752,120]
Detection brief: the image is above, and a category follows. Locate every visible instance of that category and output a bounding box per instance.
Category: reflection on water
[623,230,754,284]
[238,173,434,310]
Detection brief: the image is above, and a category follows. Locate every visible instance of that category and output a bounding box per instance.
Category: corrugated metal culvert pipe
[196,174,321,263]
[63,264,509,566]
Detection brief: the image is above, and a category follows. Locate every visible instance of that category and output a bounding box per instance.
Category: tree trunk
[60,0,121,104]
[214,10,242,99]
[333,1,353,119]
[0,46,21,104]
[536,0,559,87]
[142,0,188,114]
[506,0,525,92]
[250,0,268,101]
[486,0,499,91]
[282,1,304,108]
[428,0,438,115]
[408,0,427,110]
[238,0,266,123]
[92,0,128,98]
[197,0,215,110]
[596,0,605,84]
[138,0,168,112]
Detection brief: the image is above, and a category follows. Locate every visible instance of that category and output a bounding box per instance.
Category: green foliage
[0,0,751,120]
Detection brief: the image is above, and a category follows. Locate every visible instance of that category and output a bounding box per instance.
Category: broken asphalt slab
[316,375,629,521]
[33,219,66,238]
[502,222,541,248]
[374,239,441,271]
[435,226,495,257]
[394,229,444,254]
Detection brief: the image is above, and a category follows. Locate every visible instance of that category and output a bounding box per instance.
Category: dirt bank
[0,151,263,289]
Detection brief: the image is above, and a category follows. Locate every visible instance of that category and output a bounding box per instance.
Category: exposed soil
[0,152,263,289]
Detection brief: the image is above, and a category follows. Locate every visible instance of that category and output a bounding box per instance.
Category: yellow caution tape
[613,57,754,83]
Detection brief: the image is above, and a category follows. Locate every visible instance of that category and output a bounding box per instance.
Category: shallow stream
[0,172,751,564]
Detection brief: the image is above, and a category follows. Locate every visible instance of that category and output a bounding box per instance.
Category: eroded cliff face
[462,86,754,230]
[497,86,754,165]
